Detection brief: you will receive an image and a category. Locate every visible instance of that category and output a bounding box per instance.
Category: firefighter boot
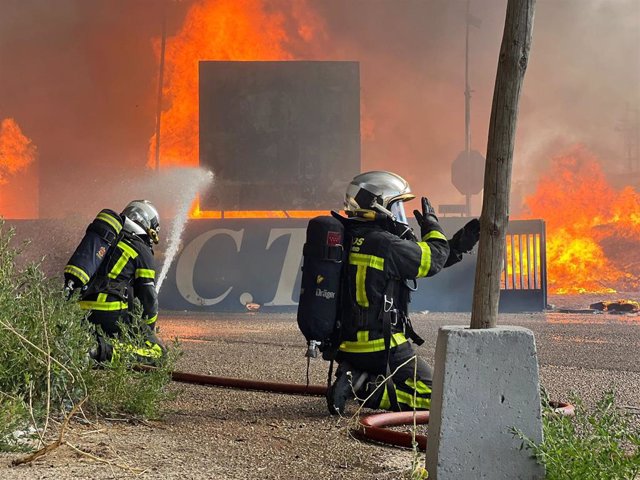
[327,365,368,415]
[88,335,113,364]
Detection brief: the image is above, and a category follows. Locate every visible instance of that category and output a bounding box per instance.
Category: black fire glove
[413,197,440,239]
[450,218,480,254]
[63,278,76,301]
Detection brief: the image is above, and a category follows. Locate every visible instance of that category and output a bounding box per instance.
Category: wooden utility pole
[470,0,536,329]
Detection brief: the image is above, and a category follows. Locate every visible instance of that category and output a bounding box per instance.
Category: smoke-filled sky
[0,0,638,218]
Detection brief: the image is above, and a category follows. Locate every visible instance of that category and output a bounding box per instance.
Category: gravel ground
[1,293,639,479]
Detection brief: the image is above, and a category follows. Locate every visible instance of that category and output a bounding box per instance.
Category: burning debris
[245,303,261,312]
[589,299,640,314]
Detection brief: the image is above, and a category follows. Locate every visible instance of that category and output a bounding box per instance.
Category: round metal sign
[451,149,485,196]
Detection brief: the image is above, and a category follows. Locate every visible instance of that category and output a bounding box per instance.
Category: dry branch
[0,318,76,382]
[11,397,87,466]
[64,441,148,475]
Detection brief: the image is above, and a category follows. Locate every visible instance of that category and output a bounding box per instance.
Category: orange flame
[0,118,38,219]
[148,0,318,170]
[503,234,542,290]
[148,0,325,216]
[520,145,640,294]
[0,118,36,184]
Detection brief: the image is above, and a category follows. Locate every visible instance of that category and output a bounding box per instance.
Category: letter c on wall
[176,229,244,306]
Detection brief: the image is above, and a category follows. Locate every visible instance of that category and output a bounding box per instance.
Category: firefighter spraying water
[64,200,165,363]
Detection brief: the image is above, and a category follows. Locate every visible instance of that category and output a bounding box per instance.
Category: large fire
[520,145,640,294]
[0,118,38,219]
[148,0,323,217]
[148,0,318,170]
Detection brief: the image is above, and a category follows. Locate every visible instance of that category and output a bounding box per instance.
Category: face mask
[390,201,408,225]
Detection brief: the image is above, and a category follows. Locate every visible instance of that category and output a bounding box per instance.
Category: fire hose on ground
[166,369,575,451]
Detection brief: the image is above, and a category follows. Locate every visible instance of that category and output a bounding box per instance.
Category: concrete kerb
[426,325,544,480]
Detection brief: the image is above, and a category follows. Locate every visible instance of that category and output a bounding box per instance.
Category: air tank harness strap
[87,218,119,244]
[83,276,129,300]
[82,230,127,301]
[402,314,424,346]
[381,279,400,412]
[302,243,344,262]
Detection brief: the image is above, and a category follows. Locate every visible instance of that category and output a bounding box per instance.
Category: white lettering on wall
[264,228,306,306]
[176,229,244,306]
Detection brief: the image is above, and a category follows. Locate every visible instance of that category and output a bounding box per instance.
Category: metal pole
[464,0,472,216]
[633,106,640,173]
[154,0,168,171]
[465,0,472,156]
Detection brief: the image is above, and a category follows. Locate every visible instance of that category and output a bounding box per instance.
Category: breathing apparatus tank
[64,209,124,295]
[297,215,345,357]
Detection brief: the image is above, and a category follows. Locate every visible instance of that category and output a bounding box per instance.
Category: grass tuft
[515,388,640,480]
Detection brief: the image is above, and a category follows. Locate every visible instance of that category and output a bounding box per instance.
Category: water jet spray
[156,168,214,292]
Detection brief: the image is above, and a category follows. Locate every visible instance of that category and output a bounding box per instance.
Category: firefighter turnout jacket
[332,216,449,411]
[64,208,163,362]
[78,231,158,326]
[338,217,450,355]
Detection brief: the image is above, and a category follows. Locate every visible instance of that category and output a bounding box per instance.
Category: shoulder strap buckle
[383,294,394,313]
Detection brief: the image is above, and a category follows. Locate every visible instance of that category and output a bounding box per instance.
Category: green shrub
[0,222,94,450]
[0,394,30,451]
[87,331,180,419]
[517,390,640,480]
[0,221,179,451]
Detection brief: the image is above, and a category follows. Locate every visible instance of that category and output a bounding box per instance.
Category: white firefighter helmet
[344,171,415,224]
[122,200,160,244]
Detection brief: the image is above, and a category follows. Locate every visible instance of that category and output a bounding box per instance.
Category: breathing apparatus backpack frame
[296,214,347,356]
[64,209,127,300]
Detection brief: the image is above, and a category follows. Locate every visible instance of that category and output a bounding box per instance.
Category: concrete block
[426,326,544,479]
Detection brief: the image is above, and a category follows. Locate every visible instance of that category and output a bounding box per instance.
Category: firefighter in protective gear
[327,171,453,415]
[65,200,164,363]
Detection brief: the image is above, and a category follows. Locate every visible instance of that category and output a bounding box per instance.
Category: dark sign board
[198,61,360,211]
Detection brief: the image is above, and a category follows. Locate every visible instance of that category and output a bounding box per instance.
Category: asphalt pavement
[158,298,640,411]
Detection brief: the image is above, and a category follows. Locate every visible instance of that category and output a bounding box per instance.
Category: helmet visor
[390,201,408,225]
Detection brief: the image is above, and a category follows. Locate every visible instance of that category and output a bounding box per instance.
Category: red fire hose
[166,369,575,451]
[169,369,327,396]
[353,401,574,451]
[169,369,425,449]
[355,411,429,450]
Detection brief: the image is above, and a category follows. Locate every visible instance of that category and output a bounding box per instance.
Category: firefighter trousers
[86,310,165,363]
[335,342,433,411]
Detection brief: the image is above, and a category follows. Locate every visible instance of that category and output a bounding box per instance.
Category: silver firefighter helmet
[121,200,160,244]
[344,171,415,224]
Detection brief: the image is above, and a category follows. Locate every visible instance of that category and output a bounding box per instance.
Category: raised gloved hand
[450,218,480,254]
[413,197,439,238]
